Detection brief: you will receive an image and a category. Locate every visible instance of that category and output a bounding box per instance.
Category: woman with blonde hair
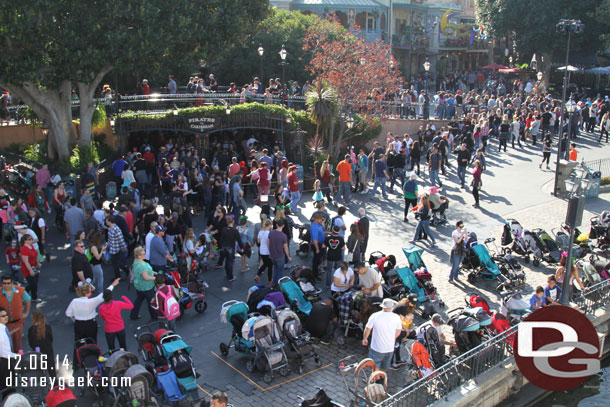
[65,277,120,346]
[409,194,436,247]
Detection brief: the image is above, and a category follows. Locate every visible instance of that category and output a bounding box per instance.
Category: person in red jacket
[98,289,134,351]
[27,185,50,213]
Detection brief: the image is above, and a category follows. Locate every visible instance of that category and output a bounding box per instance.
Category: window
[367,13,376,31]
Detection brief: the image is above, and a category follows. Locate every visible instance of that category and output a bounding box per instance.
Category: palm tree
[306,82,338,155]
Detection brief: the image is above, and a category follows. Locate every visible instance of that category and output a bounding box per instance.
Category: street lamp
[173,105,179,116]
[346,115,354,130]
[258,44,264,82]
[279,44,287,86]
[225,104,231,115]
[566,98,578,140]
[553,19,584,196]
[423,58,431,94]
[559,168,590,305]
[530,54,538,71]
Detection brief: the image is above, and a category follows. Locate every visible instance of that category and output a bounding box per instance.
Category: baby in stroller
[277,308,321,373]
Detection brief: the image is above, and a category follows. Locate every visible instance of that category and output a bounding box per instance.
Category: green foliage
[22,141,47,163]
[91,104,107,130]
[121,103,293,122]
[93,133,113,162]
[69,143,99,174]
[350,116,382,146]
[476,0,609,59]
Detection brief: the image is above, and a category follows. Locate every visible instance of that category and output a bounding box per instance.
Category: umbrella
[481,64,508,70]
[498,68,534,74]
[585,66,610,75]
[556,65,583,72]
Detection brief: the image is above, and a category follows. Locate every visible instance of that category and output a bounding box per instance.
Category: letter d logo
[518,321,577,357]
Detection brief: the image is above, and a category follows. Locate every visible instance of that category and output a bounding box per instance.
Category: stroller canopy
[450,314,480,332]
[279,277,312,315]
[396,267,427,303]
[160,339,192,359]
[403,247,425,270]
[105,350,139,377]
[463,307,492,326]
[252,316,280,342]
[503,292,530,313]
[277,308,300,332]
[76,343,102,366]
[472,245,501,276]
[124,364,154,387]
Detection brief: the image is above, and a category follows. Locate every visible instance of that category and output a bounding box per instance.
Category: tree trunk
[334,122,346,157]
[78,67,113,147]
[59,81,75,145]
[328,117,335,158]
[0,81,71,161]
[541,51,552,90]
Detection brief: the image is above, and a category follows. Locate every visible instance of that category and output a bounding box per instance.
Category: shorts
[358,170,368,184]
[368,348,392,371]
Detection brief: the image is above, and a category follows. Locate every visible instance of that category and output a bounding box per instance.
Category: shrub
[69,143,100,173]
[601,176,610,186]
[22,141,47,163]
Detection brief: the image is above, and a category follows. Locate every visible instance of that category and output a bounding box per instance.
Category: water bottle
[132,400,138,407]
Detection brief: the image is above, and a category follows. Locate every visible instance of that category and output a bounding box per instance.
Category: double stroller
[531,228,563,264]
[502,219,543,266]
[590,211,610,254]
[276,308,321,374]
[134,323,199,403]
[105,350,158,407]
[219,301,290,383]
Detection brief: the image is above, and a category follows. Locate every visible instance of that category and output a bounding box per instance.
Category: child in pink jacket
[99,289,134,351]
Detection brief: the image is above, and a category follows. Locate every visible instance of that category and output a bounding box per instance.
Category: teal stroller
[402,247,445,315]
[219,301,257,357]
[279,276,312,316]
[155,330,199,394]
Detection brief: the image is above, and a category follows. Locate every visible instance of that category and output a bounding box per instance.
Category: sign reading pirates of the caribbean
[187,117,216,131]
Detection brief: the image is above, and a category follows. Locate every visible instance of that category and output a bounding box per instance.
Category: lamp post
[553,19,584,196]
[279,44,287,87]
[559,168,590,305]
[566,98,577,141]
[346,114,354,130]
[423,58,431,95]
[258,45,264,82]
[283,114,291,153]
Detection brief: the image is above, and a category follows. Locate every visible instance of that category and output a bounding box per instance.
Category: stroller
[502,219,542,266]
[589,211,610,254]
[134,321,170,373]
[334,291,381,345]
[163,268,207,317]
[279,276,313,316]
[155,329,199,393]
[219,301,257,358]
[447,309,490,354]
[123,364,158,407]
[295,224,311,256]
[74,338,106,398]
[465,244,503,286]
[276,308,321,373]
[104,350,140,406]
[483,238,526,290]
[500,291,530,325]
[418,321,449,367]
[411,341,435,378]
[290,266,323,303]
[461,232,481,270]
[298,388,343,407]
[403,246,445,310]
[531,228,563,264]
[247,315,291,383]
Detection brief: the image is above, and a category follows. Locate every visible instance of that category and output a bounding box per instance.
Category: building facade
[271,0,492,83]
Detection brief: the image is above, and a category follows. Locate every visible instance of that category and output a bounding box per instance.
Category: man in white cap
[362,298,402,371]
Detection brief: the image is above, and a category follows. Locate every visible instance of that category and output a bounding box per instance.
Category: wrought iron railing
[583,158,610,178]
[573,278,610,315]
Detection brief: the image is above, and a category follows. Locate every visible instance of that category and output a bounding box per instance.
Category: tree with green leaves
[476,0,609,86]
[0,0,269,161]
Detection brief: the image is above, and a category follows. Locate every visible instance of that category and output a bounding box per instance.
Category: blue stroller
[155,330,199,398]
[279,276,312,316]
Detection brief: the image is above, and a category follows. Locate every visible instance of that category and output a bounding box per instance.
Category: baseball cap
[331,225,340,234]
[407,293,418,303]
[381,298,397,309]
[432,313,445,325]
[14,222,26,230]
[155,225,167,233]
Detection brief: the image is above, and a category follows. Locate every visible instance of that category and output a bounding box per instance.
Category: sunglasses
[2,282,12,285]
[0,314,8,318]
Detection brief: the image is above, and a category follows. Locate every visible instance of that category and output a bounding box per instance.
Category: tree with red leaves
[303,17,402,157]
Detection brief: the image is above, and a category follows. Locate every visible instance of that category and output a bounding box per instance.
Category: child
[5,240,22,282]
[312,179,324,203]
[237,216,252,272]
[529,286,545,311]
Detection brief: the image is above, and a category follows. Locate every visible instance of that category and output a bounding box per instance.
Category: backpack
[152,286,180,321]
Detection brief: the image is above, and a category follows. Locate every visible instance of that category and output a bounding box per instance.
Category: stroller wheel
[532,258,540,267]
[315,357,322,367]
[220,342,229,356]
[279,366,289,376]
[298,364,304,374]
[467,272,476,284]
[336,335,345,345]
[195,300,207,313]
[246,359,255,373]
[502,247,511,256]
[263,372,274,383]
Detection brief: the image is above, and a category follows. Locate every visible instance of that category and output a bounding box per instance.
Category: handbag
[346,251,354,263]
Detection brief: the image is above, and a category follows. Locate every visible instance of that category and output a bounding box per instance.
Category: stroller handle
[484,237,495,243]
[221,300,242,309]
[278,276,292,284]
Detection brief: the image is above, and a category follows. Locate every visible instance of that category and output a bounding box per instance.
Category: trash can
[62,177,77,200]
[584,168,601,199]
[556,160,578,195]
[106,181,117,200]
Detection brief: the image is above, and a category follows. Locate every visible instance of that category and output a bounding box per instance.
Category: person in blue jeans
[449,221,467,283]
[371,154,390,199]
[269,219,291,287]
[409,195,436,247]
[427,145,442,188]
[455,144,470,188]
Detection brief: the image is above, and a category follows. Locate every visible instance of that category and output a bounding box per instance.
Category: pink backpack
[152,286,180,321]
